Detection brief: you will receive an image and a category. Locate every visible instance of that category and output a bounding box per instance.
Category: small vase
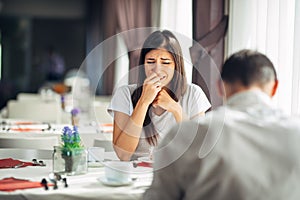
[53,146,88,176]
[71,115,79,126]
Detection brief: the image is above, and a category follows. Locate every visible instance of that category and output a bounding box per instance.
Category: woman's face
[144,49,175,86]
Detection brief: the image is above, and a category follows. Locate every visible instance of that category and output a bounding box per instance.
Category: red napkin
[0,177,46,192]
[10,128,44,132]
[137,161,152,168]
[0,158,34,169]
[14,122,36,125]
[99,123,113,133]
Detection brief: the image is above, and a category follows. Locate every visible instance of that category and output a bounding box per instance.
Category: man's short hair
[221,49,277,87]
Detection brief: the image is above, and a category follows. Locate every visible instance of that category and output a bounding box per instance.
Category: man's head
[219,49,278,99]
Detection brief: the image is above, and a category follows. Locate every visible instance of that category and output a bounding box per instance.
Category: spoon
[49,173,68,189]
[49,173,62,189]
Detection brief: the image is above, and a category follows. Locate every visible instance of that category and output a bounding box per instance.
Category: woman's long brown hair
[131,30,187,145]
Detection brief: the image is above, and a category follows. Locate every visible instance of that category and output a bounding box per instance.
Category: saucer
[97,177,133,187]
[88,162,103,168]
[137,157,153,164]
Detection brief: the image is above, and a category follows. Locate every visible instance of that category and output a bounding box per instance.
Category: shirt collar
[226,90,274,108]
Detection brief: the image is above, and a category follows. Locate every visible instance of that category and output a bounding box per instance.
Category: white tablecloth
[0,153,153,200]
[0,119,112,148]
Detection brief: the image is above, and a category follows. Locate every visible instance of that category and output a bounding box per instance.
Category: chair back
[7,100,62,123]
[0,136,59,150]
[93,139,114,152]
[0,148,53,159]
[91,102,113,124]
[17,93,40,101]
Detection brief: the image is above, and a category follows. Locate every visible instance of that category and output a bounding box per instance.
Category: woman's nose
[152,63,161,73]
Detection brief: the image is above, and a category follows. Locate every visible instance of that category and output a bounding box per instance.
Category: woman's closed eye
[146,61,171,65]
[161,57,172,65]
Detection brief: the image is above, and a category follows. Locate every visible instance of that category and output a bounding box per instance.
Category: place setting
[0,157,50,192]
[97,160,153,188]
[97,161,134,187]
[0,158,46,169]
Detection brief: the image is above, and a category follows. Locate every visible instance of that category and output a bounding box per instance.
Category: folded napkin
[99,123,113,133]
[8,124,50,132]
[9,128,44,132]
[0,158,33,169]
[0,177,46,192]
[137,162,152,168]
[14,121,36,125]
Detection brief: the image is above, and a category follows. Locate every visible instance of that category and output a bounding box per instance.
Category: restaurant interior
[0,0,300,199]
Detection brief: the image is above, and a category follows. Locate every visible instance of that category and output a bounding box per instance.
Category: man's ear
[271,80,279,97]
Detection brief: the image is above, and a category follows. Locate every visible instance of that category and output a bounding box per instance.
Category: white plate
[97,177,133,187]
[88,162,103,168]
[137,157,153,164]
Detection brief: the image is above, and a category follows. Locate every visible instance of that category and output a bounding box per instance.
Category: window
[227,0,299,115]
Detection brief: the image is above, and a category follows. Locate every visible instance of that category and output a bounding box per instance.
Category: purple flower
[73,126,78,132]
[60,95,65,102]
[61,125,83,149]
[62,127,72,136]
[71,108,80,116]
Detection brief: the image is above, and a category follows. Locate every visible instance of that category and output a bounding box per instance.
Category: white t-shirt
[108,83,211,159]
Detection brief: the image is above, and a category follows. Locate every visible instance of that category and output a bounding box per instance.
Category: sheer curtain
[227,0,299,116]
[292,0,300,115]
[159,0,193,84]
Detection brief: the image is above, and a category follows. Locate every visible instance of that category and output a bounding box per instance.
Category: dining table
[0,151,153,200]
[0,118,113,149]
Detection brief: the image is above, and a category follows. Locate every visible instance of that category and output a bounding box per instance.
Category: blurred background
[0,0,228,110]
[0,0,300,116]
[0,0,87,108]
